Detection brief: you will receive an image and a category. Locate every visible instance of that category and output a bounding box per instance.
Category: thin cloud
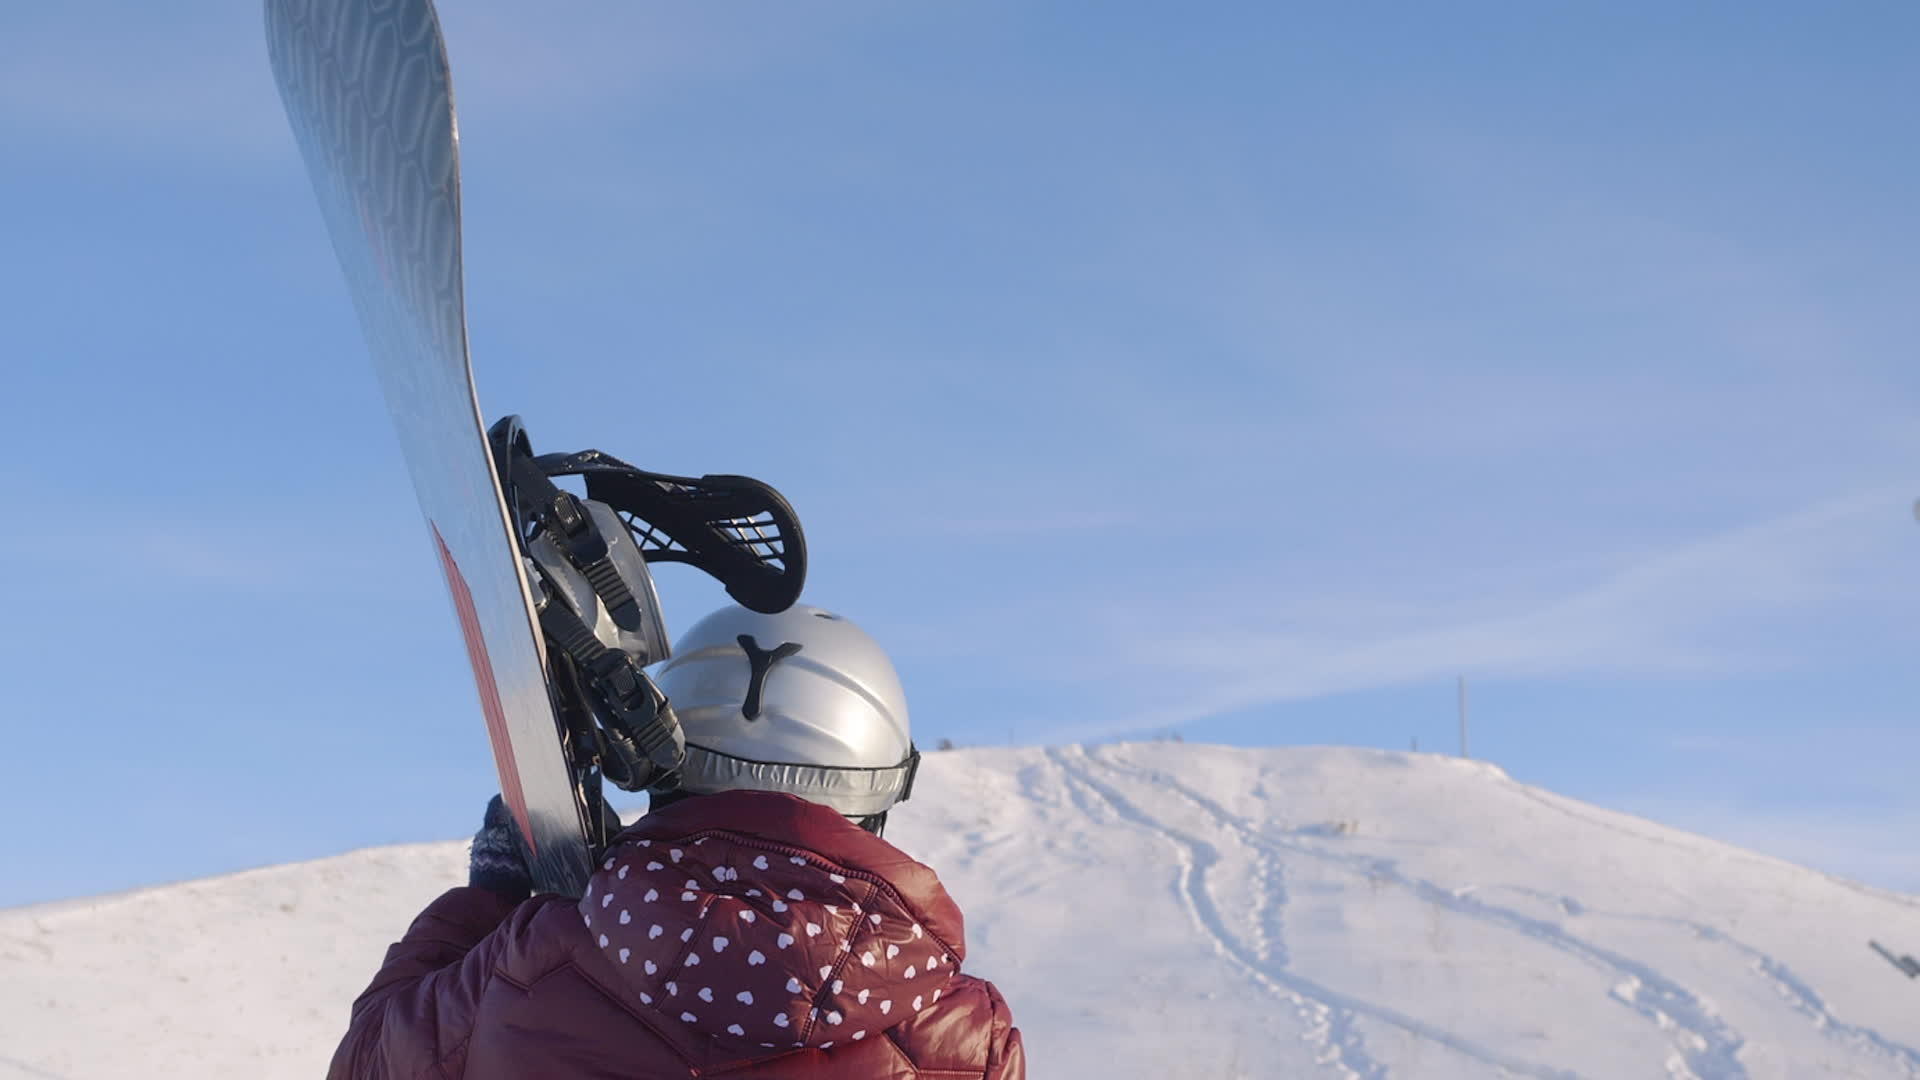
[0,12,286,159]
[438,6,883,116]
[889,508,1142,541]
[0,4,899,164]
[1037,488,1909,740]
[0,504,396,594]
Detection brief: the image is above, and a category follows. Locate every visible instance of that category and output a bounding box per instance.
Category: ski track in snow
[1081,745,1757,1080]
[1252,850,1291,971]
[0,1055,70,1080]
[1495,886,1920,1078]
[1724,944,1920,1076]
[1050,745,1588,1080]
[1041,748,1386,1080]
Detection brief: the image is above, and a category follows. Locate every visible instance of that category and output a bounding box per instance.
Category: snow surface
[4,743,1918,1079]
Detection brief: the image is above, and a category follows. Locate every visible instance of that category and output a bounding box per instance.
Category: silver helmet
[650,604,918,819]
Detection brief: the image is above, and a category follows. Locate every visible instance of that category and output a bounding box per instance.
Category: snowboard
[264,0,592,895]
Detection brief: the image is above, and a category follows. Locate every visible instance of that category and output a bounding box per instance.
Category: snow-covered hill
[4,744,1918,1079]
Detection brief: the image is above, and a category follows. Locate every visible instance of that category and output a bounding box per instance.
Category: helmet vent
[737,635,803,721]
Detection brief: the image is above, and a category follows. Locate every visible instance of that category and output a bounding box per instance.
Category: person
[327,604,1026,1079]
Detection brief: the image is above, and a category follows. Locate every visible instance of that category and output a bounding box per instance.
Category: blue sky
[2,2,1915,906]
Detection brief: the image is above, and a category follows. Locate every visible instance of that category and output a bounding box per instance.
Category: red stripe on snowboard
[432,523,538,856]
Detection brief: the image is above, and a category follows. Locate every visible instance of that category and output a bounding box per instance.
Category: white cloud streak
[1040,487,1911,740]
[0,4,904,163]
[0,11,287,158]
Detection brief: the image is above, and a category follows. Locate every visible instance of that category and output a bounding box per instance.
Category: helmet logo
[738,635,802,721]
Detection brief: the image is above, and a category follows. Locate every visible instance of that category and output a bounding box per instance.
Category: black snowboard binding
[488,416,807,852]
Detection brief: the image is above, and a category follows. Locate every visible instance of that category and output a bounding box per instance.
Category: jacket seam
[561,956,697,1065]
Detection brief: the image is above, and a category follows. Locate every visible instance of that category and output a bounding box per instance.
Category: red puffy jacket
[328,790,1025,1079]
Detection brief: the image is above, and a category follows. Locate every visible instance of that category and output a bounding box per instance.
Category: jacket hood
[578,791,966,1053]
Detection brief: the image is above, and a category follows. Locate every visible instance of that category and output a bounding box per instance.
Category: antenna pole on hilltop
[1458,676,1470,759]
